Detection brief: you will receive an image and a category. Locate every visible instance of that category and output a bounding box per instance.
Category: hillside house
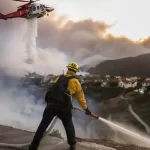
[25,72,42,79]
[105,75,111,79]
[115,76,121,79]
[118,80,137,89]
[126,77,139,81]
[142,80,150,87]
[101,80,109,87]
[145,78,150,81]
[78,75,85,84]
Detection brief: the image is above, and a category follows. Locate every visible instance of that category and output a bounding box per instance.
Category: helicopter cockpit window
[32,6,36,11]
[40,5,44,10]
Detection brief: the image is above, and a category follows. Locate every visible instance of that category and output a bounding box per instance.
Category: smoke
[141,37,150,48]
[0,8,69,137]
[0,18,69,76]
[80,54,109,67]
[0,75,44,131]
[0,75,100,140]
[1,0,150,67]
[37,17,150,65]
[71,97,100,139]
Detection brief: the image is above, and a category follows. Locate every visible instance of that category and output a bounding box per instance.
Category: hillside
[88,53,150,76]
[84,86,150,139]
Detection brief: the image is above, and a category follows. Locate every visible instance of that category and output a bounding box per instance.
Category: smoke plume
[37,17,150,65]
[1,0,150,68]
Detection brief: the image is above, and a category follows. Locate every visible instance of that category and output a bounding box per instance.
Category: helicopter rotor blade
[13,0,30,2]
[12,0,40,2]
[30,0,40,2]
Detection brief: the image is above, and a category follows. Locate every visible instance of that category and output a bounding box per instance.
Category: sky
[0,0,150,75]
[44,0,150,41]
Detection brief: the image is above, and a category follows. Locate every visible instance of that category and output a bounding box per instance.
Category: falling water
[24,18,38,64]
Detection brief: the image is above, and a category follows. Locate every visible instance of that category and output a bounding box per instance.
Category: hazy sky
[0,0,150,74]
[43,0,150,41]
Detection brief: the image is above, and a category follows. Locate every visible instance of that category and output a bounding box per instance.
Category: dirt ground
[76,137,150,150]
[0,125,149,150]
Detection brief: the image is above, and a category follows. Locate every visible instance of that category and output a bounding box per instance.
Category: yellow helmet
[66,62,79,72]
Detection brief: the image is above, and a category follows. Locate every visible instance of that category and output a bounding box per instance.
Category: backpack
[45,74,76,109]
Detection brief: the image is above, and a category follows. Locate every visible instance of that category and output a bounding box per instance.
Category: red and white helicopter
[0,0,54,20]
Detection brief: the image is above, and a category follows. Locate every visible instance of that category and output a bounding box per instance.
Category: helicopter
[0,0,54,20]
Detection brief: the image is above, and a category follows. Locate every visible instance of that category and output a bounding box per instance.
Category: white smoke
[0,80,44,131]
[80,54,110,67]
[0,16,87,141]
[0,18,69,136]
[0,18,69,77]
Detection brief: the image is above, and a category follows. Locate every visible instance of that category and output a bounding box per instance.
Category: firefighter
[29,62,92,150]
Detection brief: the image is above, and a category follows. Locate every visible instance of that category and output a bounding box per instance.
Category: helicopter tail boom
[13,0,40,3]
[0,13,6,20]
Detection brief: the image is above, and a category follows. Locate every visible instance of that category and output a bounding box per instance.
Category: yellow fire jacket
[54,70,88,110]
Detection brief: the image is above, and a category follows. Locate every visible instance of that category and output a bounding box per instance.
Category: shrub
[49,129,63,139]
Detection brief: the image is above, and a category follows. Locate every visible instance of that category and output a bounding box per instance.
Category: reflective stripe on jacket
[54,70,88,110]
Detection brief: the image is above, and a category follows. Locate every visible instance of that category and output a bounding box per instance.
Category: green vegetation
[84,86,124,101]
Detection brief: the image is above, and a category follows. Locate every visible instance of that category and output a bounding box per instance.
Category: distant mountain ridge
[88,53,150,76]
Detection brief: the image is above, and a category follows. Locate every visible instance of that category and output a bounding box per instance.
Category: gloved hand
[85,107,92,115]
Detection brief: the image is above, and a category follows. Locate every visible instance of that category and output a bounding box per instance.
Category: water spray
[73,105,150,147]
[24,18,38,64]
[129,104,150,134]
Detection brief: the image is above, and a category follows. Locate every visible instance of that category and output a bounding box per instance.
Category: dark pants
[30,105,76,149]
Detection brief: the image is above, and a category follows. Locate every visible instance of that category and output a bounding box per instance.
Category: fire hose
[0,105,99,149]
[72,105,99,119]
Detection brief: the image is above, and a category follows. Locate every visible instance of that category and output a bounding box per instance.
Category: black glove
[85,107,92,115]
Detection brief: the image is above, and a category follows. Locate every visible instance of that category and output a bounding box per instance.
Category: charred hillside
[88,53,150,76]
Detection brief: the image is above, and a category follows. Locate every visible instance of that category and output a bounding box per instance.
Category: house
[142,80,150,87]
[115,76,121,79]
[118,79,137,89]
[105,75,111,79]
[78,74,85,84]
[126,77,139,81]
[145,78,150,81]
[27,72,42,78]
[94,80,101,83]
[101,80,109,87]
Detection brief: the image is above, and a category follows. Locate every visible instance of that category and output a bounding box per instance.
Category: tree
[137,82,142,88]
[109,79,118,87]
[49,129,63,139]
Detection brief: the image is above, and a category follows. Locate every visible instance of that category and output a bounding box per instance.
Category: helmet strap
[68,68,77,73]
